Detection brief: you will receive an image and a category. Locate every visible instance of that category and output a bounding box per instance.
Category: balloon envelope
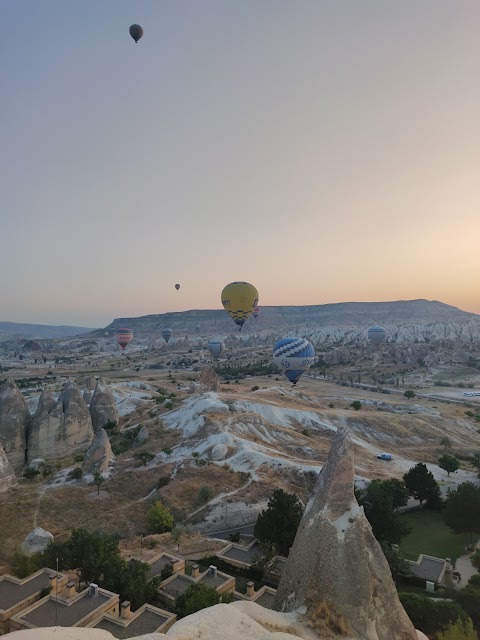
[273,337,315,384]
[253,306,260,320]
[129,24,143,42]
[175,284,180,291]
[221,282,258,329]
[114,328,133,350]
[367,325,387,345]
[208,338,225,358]
[161,327,173,343]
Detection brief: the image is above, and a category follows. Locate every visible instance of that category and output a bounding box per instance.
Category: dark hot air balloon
[129,24,143,43]
[161,327,173,343]
[175,284,180,291]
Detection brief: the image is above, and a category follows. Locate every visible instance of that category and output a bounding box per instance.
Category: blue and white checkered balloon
[273,337,315,384]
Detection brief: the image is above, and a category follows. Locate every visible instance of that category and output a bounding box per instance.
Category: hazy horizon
[2,1,480,326]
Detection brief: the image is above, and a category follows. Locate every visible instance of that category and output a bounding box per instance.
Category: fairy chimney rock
[28,383,94,462]
[82,428,114,475]
[274,427,417,640]
[0,381,30,473]
[89,378,119,433]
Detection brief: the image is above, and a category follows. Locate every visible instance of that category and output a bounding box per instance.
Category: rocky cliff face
[28,382,94,462]
[274,427,417,640]
[0,443,17,491]
[89,378,119,433]
[0,381,30,473]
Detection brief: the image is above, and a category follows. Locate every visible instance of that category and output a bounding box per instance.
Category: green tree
[351,400,362,411]
[69,467,83,482]
[69,529,119,586]
[439,453,460,477]
[197,486,213,504]
[176,582,232,618]
[471,549,480,572]
[102,556,158,610]
[162,447,173,457]
[444,482,480,539]
[471,452,480,474]
[134,451,155,466]
[437,618,477,640]
[404,390,415,399]
[403,463,438,506]
[454,586,480,629]
[399,593,468,637]
[380,542,410,581]
[11,550,43,578]
[254,489,303,556]
[357,480,410,544]
[148,501,174,533]
[93,471,105,495]
[440,436,452,451]
[23,467,40,481]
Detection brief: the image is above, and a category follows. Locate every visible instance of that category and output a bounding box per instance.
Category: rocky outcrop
[197,367,220,393]
[211,443,228,460]
[274,427,417,640]
[28,383,94,462]
[82,428,114,475]
[0,381,30,473]
[21,527,54,555]
[132,425,148,447]
[0,443,17,491]
[89,378,119,433]
[85,376,97,391]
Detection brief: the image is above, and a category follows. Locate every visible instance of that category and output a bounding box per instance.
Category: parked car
[377,453,392,461]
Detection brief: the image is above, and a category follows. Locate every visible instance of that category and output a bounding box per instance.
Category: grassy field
[399,510,467,563]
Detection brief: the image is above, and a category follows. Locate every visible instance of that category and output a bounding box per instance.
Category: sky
[1,1,480,327]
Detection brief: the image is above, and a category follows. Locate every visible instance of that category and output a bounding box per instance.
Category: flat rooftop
[255,590,275,609]
[93,609,170,639]
[221,543,262,564]
[148,555,177,580]
[200,572,230,589]
[408,557,445,582]
[21,592,111,627]
[0,573,51,611]
[160,575,194,598]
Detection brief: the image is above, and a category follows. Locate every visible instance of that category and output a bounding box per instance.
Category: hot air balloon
[161,327,173,343]
[129,24,143,43]
[175,284,180,291]
[253,306,260,321]
[221,282,258,330]
[114,328,133,350]
[208,338,225,359]
[367,325,387,345]
[273,337,315,385]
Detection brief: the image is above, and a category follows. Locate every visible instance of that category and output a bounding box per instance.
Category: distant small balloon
[129,24,143,43]
[161,327,173,343]
[175,284,180,291]
[208,338,225,359]
[114,328,133,350]
[367,325,387,345]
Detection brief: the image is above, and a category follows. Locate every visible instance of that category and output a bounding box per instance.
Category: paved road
[207,524,255,540]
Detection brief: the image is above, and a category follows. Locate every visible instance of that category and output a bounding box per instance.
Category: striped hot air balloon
[367,325,387,345]
[273,337,315,385]
[114,328,133,350]
[221,282,258,330]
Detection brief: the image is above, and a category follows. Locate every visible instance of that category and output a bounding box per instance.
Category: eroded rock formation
[28,383,94,462]
[21,527,54,555]
[82,428,114,475]
[0,443,17,491]
[274,427,417,640]
[0,381,30,473]
[89,378,119,433]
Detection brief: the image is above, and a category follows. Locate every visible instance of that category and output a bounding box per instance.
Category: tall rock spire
[274,427,417,640]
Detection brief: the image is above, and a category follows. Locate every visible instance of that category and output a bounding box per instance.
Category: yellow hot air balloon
[221,282,258,330]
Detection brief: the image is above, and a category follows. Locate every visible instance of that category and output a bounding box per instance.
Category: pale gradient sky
[2,0,480,326]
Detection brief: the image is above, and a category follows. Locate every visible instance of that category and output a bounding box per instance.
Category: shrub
[197,486,214,504]
[404,390,416,399]
[148,501,174,533]
[351,401,362,411]
[157,476,170,489]
[251,385,260,391]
